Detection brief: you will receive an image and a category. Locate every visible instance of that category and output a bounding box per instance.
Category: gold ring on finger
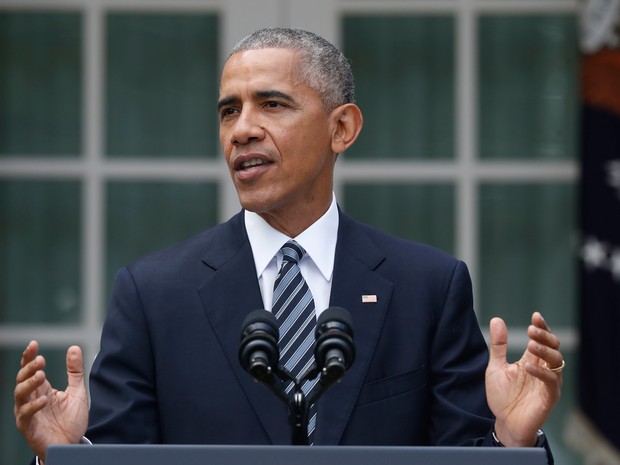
[544,360,565,373]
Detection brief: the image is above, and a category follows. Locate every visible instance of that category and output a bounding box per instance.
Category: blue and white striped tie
[272,240,318,443]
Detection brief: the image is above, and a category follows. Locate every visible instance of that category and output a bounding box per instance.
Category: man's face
[218,48,337,233]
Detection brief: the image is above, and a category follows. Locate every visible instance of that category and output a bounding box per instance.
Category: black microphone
[239,310,280,383]
[314,306,355,385]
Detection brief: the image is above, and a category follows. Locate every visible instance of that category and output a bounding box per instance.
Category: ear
[330,103,363,154]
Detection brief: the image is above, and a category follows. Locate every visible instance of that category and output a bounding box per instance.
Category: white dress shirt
[244,194,339,317]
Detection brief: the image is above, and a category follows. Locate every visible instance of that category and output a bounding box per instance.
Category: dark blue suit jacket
[86,209,498,447]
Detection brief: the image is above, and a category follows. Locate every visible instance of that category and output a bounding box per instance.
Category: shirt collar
[244,194,339,282]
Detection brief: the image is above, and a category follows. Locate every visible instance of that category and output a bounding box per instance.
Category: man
[14,27,563,464]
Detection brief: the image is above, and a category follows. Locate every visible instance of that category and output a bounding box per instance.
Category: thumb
[488,317,508,370]
[66,345,85,389]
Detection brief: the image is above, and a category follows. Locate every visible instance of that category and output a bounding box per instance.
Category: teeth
[241,158,265,169]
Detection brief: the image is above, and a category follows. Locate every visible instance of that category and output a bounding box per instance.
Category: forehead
[219,48,305,95]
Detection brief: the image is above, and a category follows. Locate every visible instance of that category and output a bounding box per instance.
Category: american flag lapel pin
[362,294,378,303]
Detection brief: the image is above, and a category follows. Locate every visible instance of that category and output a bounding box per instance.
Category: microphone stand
[290,388,311,445]
[238,327,316,445]
[246,356,352,445]
[284,361,345,445]
[277,365,313,445]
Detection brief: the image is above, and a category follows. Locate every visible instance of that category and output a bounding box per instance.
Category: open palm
[14,343,89,462]
[485,314,562,446]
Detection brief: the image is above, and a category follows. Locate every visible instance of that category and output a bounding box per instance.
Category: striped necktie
[272,240,318,443]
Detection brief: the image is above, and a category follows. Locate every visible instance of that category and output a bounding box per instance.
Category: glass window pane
[106,13,219,158]
[478,15,578,160]
[0,12,82,157]
[343,15,455,160]
[343,183,455,255]
[478,183,577,326]
[0,348,67,465]
[0,180,81,323]
[106,181,218,302]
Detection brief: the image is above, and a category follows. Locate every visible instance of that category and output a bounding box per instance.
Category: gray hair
[229,27,356,110]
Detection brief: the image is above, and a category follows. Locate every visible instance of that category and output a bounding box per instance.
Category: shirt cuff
[492,427,545,447]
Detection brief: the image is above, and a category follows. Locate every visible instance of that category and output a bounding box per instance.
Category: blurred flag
[566,1,620,464]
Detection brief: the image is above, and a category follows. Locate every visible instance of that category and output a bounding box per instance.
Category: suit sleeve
[86,266,161,443]
[427,260,495,446]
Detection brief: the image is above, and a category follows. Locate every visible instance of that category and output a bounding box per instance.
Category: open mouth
[238,158,271,171]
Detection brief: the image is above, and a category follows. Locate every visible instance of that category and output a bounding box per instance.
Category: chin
[238,195,273,215]
[236,185,279,209]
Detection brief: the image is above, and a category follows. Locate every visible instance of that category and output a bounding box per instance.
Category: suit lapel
[314,212,393,445]
[197,212,290,445]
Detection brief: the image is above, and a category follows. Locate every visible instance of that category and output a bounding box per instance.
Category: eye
[264,101,283,109]
[220,107,238,119]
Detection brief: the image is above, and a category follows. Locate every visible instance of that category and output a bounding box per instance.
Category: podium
[46,444,548,465]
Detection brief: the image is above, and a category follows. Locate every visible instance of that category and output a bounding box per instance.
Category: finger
[66,345,85,389]
[14,367,48,407]
[16,354,46,385]
[531,312,551,332]
[14,391,49,428]
[528,323,560,351]
[526,339,564,371]
[488,317,508,367]
[529,312,561,357]
[524,358,564,389]
[20,340,40,369]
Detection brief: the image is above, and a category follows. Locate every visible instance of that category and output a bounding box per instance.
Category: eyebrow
[255,89,295,103]
[216,96,237,112]
[216,89,296,111]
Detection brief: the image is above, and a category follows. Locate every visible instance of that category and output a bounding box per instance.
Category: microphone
[314,306,355,386]
[239,310,280,383]
[239,307,355,445]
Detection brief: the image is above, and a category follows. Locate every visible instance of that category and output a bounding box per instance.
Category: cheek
[286,125,327,154]
[301,121,332,151]
[219,132,233,159]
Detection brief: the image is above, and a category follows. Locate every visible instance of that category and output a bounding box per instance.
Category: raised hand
[485,312,563,446]
[14,341,89,463]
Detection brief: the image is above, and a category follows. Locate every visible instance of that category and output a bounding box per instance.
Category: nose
[231,107,265,146]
